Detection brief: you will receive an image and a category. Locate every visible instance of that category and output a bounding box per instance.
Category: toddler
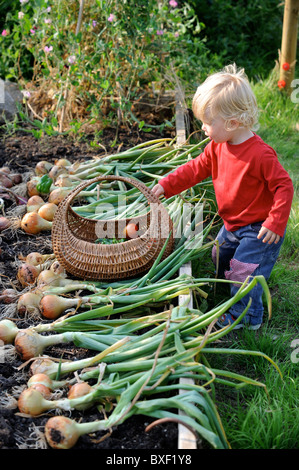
[152,64,294,330]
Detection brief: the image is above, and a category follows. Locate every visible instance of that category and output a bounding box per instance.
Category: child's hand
[257,226,281,244]
[152,183,165,197]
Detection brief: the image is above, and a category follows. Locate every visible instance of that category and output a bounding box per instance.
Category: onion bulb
[39,294,79,319]
[17,263,40,287]
[123,223,139,239]
[0,288,18,304]
[25,251,54,267]
[0,173,13,188]
[67,382,94,410]
[0,216,11,232]
[26,177,41,197]
[54,174,73,187]
[45,416,84,449]
[50,261,66,276]
[55,158,72,168]
[18,387,51,415]
[37,269,66,288]
[37,202,57,221]
[49,165,68,181]
[0,319,19,344]
[17,291,43,315]
[48,188,70,205]
[29,383,52,399]
[21,212,52,234]
[14,328,70,361]
[35,161,53,176]
[26,195,45,213]
[28,373,69,392]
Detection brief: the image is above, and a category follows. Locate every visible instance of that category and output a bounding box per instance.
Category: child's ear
[226,119,240,131]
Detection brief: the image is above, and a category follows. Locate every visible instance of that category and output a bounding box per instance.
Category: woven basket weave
[51,175,174,280]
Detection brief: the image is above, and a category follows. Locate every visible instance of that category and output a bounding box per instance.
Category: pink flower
[92,20,97,27]
[108,14,115,22]
[68,55,76,64]
[20,0,29,4]
[1,30,8,37]
[47,7,51,12]
[174,31,179,37]
[44,18,52,24]
[44,45,53,53]
[22,91,31,99]
[18,11,25,19]
[156,30,164,36]
[30,29,35,35]
[169,0,178,7]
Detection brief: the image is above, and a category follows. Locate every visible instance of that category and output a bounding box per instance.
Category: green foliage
[0,0,208,131]
[188,0,285,79]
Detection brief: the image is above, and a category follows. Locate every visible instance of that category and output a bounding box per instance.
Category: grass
[192,67,299,449]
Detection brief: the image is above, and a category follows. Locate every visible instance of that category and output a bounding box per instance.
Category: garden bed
[0,126,189,451]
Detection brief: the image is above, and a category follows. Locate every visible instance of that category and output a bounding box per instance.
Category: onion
[29,383,52,399]
[26,195,45,213]
[67,382,94,410]
[55,158,72,168]
[0,319,19,344]
[45,416,83,449]
[123,223,139,239]
[48,187,70,205]
[35,161,53,176]
[37,269,66,288]
[17,263,40,287]
[25,251,54,266]
[14,328,70,361]
[67,382,93,400]
[28,373,69,392]
[0,173,13,188]
[17,291,43,315]
[9,173,22,185]
[49,165,68,181]
[21,212,52,234]
[18,387,49,415]
[38,202,57,221]
[50,261,66,276]
[39,294,79,319]
[0,288,18,304]
[0,216,11,232]
[54,174,73,187]
[30,358,58,377]
[27,177,41,197]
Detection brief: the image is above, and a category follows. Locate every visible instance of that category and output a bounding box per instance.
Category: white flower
[18,11,25,19]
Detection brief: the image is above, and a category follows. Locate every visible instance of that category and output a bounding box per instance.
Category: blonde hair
[192,64,258,130]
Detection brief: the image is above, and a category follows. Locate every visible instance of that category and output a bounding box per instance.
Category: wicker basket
[51,175,174,280]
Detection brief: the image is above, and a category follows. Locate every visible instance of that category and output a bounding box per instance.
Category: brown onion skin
[67,382,92,400]
[14,329,44,361]
[17,263,40,287]
[17,387,47,416]
[45,416,80,449]
[30,383,52,399]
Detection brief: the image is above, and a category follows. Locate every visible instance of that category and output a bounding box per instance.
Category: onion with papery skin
[123,223,139,239]
[17,263,40,287]
[26,195,45,213]
[0,216,11,232]
[0,288,18,304]
[49,165,68,181]
[48,187,70,205]
[50,261,66,276]
[45,416,82,449]
[55,174,74,187]
[0,173,13,188]
[28,373,69,392]
[17,291,43,315]
[27,177,41,197]
[21,212,52,234]
[25,251,54,266]
[35,161,53,176]
[55,158,72,168]
[67,382,94,410]
[0,166,11,174]
[38,202,57,221]
[0,319,19,344]
[17,387,53,416]
[30,358,58,377]
[9,173,22,185]
[37,269,66,287]
[39,294,80,319]
[14,328,71,361]
[30,383,52,399]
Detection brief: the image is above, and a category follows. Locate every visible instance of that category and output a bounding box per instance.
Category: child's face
[201,116,235,144]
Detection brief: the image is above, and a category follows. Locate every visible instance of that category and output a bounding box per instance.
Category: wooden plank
[175,87,197,450]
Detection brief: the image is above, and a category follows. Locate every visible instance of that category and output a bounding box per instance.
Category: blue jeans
[212,222,285,326]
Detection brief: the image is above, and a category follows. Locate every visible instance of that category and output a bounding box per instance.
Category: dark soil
[0,125,190,451]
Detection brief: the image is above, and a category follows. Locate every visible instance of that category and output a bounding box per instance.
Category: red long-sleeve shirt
[159,134,294,237]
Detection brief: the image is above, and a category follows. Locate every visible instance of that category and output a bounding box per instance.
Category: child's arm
[152,183,165,197]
